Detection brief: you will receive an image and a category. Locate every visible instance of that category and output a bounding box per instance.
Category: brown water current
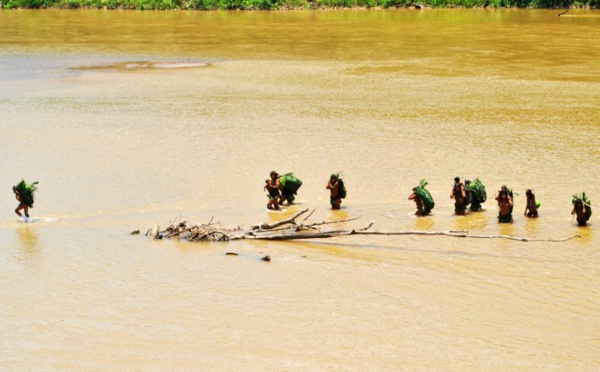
[1,9,599,370]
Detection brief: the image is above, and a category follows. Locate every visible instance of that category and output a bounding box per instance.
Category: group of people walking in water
[9,175,592,227]
[264,171,347,211]
[263,172,593,227]
[442,177,539,223]
[441,177,591,226]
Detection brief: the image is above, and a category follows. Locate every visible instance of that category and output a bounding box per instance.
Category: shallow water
[1,9,599,370]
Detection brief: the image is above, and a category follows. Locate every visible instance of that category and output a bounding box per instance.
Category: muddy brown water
[1,9,599,370]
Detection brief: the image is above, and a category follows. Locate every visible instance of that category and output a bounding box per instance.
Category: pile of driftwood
[141,217,243,242]
[137,208,580,243]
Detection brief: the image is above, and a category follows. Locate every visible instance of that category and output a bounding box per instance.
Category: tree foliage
[2,0,596,10]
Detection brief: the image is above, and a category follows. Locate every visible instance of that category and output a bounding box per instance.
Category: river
[1,9,599,370]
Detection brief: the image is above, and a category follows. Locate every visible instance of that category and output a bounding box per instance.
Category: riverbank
[1,0,598,10]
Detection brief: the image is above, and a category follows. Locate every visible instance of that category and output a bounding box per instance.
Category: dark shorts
[498,214,513,223]
[330,196,341,206]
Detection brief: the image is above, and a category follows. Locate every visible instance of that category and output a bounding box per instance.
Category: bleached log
[144,212,580,244]
[251,208,309,230]
[350,230,581,242]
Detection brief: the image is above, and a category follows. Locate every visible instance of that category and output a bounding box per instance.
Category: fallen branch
[300,217,359,229]
[142,212,580,243]
[464,233,581,242]
[250,229,355,240]
[303,208,317,221]
[251,208,309,230]
[352,231,581,242]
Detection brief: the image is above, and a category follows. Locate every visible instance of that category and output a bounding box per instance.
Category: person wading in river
[495,187,514,223]
[326,174,342,210]
[571,199,587,226]
[409,187,425,216]
[450,176,467,215]
[264,171,280,211]
[13,180,38,223]
[524,189,539,218]
[13,186,30,222]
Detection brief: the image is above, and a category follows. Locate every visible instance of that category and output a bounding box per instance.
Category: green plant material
[572,192,592,221]
[465,178,486,211]
[3,0,597,9]
[332,173,347,199]
[279,173,302,194]
[414,179,434,214]
[466,178,487,203]
[14,179,39,208]
[276,0,305,8]
[507,187,514,198]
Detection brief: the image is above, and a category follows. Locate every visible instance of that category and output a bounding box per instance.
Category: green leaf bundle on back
[15,179,39,208]
[334,173,347,199]
[415,179,434,214]
[466,178,487,202]
[279,173,302,194]
[466,178,486,211]
[572,192,592,221]
[506,187,514,199]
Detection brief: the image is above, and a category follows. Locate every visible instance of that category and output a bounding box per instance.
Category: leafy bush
[380,0,408,8]
[275,0,304,8]
[2,0,598,9]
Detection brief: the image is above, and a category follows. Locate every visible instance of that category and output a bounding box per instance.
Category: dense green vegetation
[1,0,597,10]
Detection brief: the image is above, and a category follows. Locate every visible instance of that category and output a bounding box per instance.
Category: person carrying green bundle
[326,173,346,210]
[465,178,486,212]
[572,192,592,226]
[278,172,302,206]
[408,179,435,216]
[13,179,39,222]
